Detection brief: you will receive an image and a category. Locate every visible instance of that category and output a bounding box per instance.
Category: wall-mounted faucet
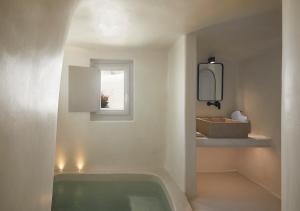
[207,101,221,109]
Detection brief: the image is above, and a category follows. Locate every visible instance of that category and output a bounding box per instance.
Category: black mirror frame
[197,62,224,102]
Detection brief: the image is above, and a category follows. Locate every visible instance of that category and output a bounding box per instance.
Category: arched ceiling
[66,0,281,48]
[195,10,282,62]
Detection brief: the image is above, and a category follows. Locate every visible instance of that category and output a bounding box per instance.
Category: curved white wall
[0,1,77,210]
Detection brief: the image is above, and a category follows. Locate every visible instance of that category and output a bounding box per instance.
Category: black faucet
[207,101,221,109]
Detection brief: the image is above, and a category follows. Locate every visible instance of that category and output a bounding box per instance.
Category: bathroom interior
[192,10,282,210]
[1,0,300,211]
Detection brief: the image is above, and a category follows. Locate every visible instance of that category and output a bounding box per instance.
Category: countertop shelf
[196,133,271,147]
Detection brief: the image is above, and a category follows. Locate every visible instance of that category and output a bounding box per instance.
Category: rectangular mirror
[197,63,223,101]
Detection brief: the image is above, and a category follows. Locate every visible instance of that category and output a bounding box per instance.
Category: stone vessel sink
[196,117,250,138]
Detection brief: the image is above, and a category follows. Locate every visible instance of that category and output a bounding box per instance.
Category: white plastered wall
[56,45,168,172]
[0,0,77,210]
[282,0,300,210]
[165,36,187,191]
[185,34,198,198]
[165,34,197,198]
[237,48,282,197]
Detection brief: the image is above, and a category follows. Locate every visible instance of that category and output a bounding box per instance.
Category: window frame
[90,59,134,121]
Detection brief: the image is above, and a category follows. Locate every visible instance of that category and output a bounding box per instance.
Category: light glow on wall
[58,162,65,172]
[77,159,84,172]
[57,156,65,172]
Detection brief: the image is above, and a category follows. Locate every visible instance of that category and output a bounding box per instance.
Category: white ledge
[196,134,271,147]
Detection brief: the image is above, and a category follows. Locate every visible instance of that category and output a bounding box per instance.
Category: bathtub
[52,170,192,211]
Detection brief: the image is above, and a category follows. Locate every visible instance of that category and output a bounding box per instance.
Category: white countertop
[196,133,271,147]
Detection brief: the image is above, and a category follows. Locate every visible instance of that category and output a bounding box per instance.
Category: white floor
[191,172,281,211]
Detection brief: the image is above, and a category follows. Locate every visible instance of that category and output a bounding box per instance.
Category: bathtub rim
[53,169,192,211]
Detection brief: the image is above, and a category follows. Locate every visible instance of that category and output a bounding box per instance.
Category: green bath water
[52,179,172,211]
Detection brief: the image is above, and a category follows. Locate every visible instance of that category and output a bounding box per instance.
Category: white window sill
[90,112,134,121]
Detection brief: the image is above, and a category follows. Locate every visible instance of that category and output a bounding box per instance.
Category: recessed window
[100,70,125,110]
[91,59,133,121]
